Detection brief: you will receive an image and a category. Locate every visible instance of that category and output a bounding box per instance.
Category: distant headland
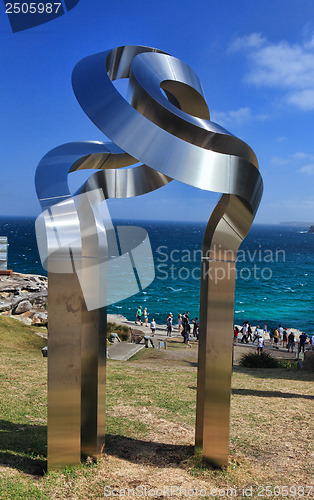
[279,221,314,226]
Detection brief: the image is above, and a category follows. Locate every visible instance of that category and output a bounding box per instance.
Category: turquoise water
[1,217,313,332]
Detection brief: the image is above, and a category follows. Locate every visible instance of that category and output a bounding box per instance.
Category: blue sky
[1,0,314,224]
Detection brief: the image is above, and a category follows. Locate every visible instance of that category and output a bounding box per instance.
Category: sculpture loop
[35,45,263,470]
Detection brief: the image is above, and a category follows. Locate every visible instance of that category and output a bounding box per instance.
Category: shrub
[278,359,297,370]
[106,322,129,342]
[240,352,280,368]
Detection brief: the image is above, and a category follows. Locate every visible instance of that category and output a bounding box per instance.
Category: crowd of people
[135,306,314,354]
[234,321,314,354]
[135,306,199,348]
[166,312,199,347]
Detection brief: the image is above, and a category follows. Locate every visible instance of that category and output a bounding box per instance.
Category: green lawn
[0,317,313,499]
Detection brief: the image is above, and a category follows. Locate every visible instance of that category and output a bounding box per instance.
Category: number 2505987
[5,3,62,14]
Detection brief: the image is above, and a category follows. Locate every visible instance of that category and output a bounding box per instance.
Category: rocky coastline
[0,272,47,326]
[0,273,306,339]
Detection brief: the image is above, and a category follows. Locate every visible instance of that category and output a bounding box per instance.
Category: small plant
[278,359,297,370]
[106,322,129,342]
[240,352,280,368]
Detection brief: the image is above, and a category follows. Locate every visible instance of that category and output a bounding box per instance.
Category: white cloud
[270,156,291,166]
[299,164,314,175]
[229,33,266,51]
[286,89,314,110]
[211,107,268,127]
[230,33,314,111]
[271,152,314,175]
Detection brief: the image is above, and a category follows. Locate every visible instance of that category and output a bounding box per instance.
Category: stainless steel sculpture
[35,45,263,470]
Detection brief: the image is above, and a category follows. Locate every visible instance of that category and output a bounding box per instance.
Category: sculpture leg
[195,261,236,467]
[48,271,82,470]
[195,195,253,467]
[47,190,107,470]
[48,274,106,470]
[80,306,106,460]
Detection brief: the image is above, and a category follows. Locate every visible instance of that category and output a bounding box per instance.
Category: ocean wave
[167,286,182,292]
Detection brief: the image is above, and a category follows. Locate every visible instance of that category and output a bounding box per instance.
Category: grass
[0,319,313,499]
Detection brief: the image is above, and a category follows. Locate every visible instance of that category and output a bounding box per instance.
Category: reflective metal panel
[35,45,262,470]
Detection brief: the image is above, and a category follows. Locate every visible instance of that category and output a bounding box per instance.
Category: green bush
[278,359,298,370]
[106,322,129,342]
[240,352,280,368]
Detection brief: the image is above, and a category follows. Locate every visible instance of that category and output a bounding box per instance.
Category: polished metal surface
[35,45,262,470]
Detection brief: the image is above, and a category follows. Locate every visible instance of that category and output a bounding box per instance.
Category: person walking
[299,332,307,353]
[166,315,172,337]
[241,322,248,343]
[150,318,156,336]
[273,327,279,349]
[185,327,192,348]
[311,334,314,351]
[252,326,260,344]
[282,327,288,347]
[184,321,191,343]
[234,326,239,345]
[278,325,284,343]
[177,314,182,333]
[143,307,149,326]
[257,335,264,354]
[287,331,295,352]
[135,306,143,325]
[247,324,253,342]
[192,317,199,337]
[269,328,274,345]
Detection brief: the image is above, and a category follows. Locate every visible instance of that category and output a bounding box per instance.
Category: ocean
[1,216,313,333]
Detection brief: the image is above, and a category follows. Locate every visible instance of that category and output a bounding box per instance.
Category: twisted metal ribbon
[35,45,263,470]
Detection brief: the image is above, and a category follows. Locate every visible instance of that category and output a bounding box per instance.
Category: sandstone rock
[0,300,12,313]
[13,300,33,314]
[31,312,48,326]
[0,273,48,324]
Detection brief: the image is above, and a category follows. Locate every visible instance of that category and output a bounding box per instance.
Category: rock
[0,272,48,325]
[307,225,314,234]
[129,327,145,344]
[304,351,314,371]
[0,300,11,313]
[13,300,33,314]
[31,312,48,326]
